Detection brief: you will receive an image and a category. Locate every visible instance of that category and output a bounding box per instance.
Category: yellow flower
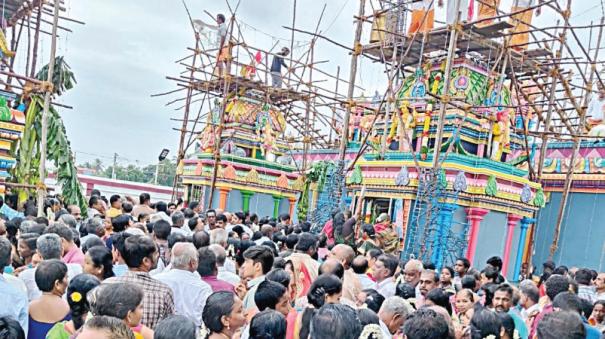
[70,292,82,303]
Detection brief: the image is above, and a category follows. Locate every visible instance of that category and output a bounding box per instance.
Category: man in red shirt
[529,274,570,338]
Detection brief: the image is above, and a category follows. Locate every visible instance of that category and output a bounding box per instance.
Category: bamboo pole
[172,38,200,201]
[29,5,42,78]
[329,66,340,144]
[288,0,296,87]
[549,15,604,259]
[36,0,60,216]
[207,8,238,210]
[537,19,569,180]
[302,44,313,170]
[338,0,366,164]
[433,0,462,169]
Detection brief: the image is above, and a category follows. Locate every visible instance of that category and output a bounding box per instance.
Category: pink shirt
[62,246,85,266]
[202,275,235,293]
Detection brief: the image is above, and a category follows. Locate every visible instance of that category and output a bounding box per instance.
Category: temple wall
[225,190,243,212]
[472,211,507,270]
[533,192,605,271]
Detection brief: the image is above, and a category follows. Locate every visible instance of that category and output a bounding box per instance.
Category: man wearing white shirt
[373,254,399,299]
[519,282,541,322]
[209,244,240,286]
[155,243,211,327]
[170,211,190,236]
[227,212,254,237]
[0,238,28,335]
[378,296,414,338]
[402,259,423,299]
[254,224,273,245]
[588,86,605,125]
[240,246,274,312]
[352,256,376,290]
[19,233,82,301]
[209,229,237,273]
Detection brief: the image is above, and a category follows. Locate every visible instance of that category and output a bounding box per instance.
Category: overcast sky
[24,0,602,167]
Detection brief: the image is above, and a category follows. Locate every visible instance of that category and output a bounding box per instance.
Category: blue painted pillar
[431,203,457,268]
[512,217,534,282]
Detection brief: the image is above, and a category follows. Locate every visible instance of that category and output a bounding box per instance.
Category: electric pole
[112,153,118,179]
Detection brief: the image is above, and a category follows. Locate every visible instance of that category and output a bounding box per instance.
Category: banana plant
[10,57,87,216]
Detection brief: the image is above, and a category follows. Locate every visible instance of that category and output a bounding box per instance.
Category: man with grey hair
[19,220,37,233]
[519,280,541,321]
[403,259,424,298]
[210,228,228,247]
[208,244,240,286]
[0,237,28,334]
[254,224,273,245]
[154,242,211,327]
[18,233,82,300]
[58,214,77,229]
[79,217,105,249]
[378,296,414,338]
[170,211,189,236]
[209,229,236,273]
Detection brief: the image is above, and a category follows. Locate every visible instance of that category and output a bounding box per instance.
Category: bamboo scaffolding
[549,15,605,259]
[36,0,60,215]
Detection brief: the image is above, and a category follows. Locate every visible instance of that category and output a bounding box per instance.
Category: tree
[11,56,87,216]
[142,158,177,186]
[80,158,103,173]
[91,157,176,187]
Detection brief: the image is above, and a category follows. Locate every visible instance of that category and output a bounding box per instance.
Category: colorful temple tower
[344,55,543,278]
[179,89,303,218]
[0,95,25,196]
[289,16,560,279]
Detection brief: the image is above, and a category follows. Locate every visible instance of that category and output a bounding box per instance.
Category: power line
[322,0,352,34]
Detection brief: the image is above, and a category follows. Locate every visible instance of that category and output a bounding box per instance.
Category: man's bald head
[319,258,345,279]
[352,255,369,274]
[331,244,355,269]
[170,242,198,271]
[208,243,227,266]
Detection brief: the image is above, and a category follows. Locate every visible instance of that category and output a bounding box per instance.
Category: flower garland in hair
[359,324,384,339]
[198,325,209,339]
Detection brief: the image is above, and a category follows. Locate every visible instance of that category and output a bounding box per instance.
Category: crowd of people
[0,190,604,339]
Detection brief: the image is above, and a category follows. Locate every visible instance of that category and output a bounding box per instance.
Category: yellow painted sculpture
[0,30,15,58]
[490,109,512,161]
[260,122,276,161]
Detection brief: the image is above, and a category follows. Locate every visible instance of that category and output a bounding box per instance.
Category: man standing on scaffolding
[270,47,290,88]
[197,14,230,77]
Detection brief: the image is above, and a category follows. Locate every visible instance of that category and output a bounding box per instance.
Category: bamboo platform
[362,22,551,76]
[190,76,311,107]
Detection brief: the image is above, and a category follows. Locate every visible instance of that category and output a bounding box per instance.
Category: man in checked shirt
[103,234,175,329]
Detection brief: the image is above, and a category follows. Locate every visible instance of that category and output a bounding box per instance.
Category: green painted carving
[349,165,363,185]
[485,175,498,197]
[533,188,545,207]
[0,98,11,122]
